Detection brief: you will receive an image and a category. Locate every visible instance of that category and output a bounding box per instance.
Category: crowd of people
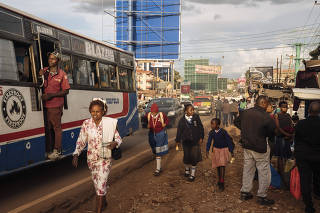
[41,51,319,213]
[146,96,320,213]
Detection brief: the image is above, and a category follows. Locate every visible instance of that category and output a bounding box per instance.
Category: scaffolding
[115,0,181,60]
[184,59,218,92]
[218,78,228,91]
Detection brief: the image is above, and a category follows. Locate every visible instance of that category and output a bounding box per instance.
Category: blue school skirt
[148,130,169,156]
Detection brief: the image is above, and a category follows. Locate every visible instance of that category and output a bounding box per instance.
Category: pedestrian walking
[222,99,230,127]
[147,103,169,176]
[230,99,239,124]
[176,104,204,182]
[295,102,320,213]
[235,96,276,206]
[206,118,234,192]
[39,51,70,160]
[274,101,294,177]
[239,98,247,112]
[246,97,254,109]
[266,103,276,160]
[72,99,122,213]
[215,97,223,120]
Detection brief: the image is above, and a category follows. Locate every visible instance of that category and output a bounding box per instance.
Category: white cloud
[1,0,316,78]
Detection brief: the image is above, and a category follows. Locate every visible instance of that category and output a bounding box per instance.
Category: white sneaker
[48,149,61,160]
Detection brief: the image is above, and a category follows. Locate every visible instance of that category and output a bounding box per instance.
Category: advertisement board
[151,62,171,68]
[249,66,273,83]
[180,81,191,94]
[116,0,180,60]
[195,65,222,75]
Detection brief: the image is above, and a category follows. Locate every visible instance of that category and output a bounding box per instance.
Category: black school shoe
[153,169,162,176]
[218,182,225,192]
[305,206,316,213]
[240,192,253,201]
[185,169,190,177]
[188,176,195,182]
[257,197,275,206]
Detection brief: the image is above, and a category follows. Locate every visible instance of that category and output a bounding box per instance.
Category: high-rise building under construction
[184,59,218,92]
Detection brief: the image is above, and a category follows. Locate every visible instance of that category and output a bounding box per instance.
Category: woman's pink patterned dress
[73,118,122,196]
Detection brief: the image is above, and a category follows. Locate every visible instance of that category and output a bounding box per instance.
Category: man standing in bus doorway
[39,51,70,160]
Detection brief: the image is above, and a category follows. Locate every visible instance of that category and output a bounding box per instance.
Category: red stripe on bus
[0,93,130,143]
[0,127,45,143]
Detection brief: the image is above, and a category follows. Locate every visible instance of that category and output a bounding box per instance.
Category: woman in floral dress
[72,99,122,213]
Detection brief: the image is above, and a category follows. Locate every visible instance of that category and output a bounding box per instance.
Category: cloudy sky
[2,0,319,78]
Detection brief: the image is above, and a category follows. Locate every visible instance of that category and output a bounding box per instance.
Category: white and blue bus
[0,3,139,176]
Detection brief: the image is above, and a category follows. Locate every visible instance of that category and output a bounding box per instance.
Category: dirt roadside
[68,124,319,213]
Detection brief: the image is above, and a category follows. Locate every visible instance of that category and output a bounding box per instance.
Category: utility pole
[276,57,279,83]
[294,43,302,79]
[279,55,283,84]
[128,0,133,52]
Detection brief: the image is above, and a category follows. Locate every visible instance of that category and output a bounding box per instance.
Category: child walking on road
[176,104,204,182]
[206,118,234,191]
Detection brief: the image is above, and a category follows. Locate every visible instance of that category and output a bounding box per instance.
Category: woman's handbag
[112,146,122,160]
[290,167,301,200]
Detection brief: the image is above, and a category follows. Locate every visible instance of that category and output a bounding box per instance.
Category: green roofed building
[184,59,218,92]
[218,78,228,91]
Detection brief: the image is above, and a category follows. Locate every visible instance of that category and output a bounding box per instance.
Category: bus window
[99,63,110,88]
[61,54,73,84]
[127,69,133,90]
[119,68,129,90]
[89,62,98,88]
[73,56,90,86]
[109,65,117,89]
[0,38,19,81]
[15,45,32,82]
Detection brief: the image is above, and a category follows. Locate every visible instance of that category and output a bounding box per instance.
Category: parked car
[141,98,184,128]
[193,96,213,115]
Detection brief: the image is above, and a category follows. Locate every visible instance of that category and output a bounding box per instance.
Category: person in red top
[147,103,169,176]
[39,51,70,160]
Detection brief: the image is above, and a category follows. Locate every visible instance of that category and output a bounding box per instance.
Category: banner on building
[181,81,191,94]
[249,66,273,83]
[195,65,222,75]
[151,62,171,68]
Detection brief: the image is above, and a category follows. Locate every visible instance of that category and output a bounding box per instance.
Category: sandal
[153,169,162,176]
[185,169,190,177]
[188,176,195,182]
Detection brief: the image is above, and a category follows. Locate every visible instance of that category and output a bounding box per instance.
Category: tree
[174,70,182,89]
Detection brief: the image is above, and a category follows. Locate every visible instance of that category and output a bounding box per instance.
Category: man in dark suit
[295,101,320,213]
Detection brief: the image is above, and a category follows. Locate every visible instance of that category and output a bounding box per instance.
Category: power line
[179,23,320,43]
[179,43,320,55]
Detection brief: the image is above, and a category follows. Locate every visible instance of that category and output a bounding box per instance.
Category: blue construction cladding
[116,0,180,59]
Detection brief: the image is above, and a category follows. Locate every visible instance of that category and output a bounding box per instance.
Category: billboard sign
[181,81,191,94]
[195,65,222,75]
[116,0,181,60]
[249,66,273,83]
[151,62,171,68]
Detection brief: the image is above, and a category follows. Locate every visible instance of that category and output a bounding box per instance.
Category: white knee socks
[191,166,196,177]
[156,157,161,171]
[185,164,190,175]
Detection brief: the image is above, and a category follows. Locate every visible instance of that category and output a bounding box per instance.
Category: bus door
[35,34,61,154]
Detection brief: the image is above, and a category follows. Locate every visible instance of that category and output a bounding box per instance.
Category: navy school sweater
[206,128,234,153]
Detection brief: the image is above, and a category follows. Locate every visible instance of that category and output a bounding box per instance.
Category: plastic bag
[290,167,301,200]
[270,164,281,188]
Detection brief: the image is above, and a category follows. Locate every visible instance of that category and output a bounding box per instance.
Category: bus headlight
[168,111,176,116]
